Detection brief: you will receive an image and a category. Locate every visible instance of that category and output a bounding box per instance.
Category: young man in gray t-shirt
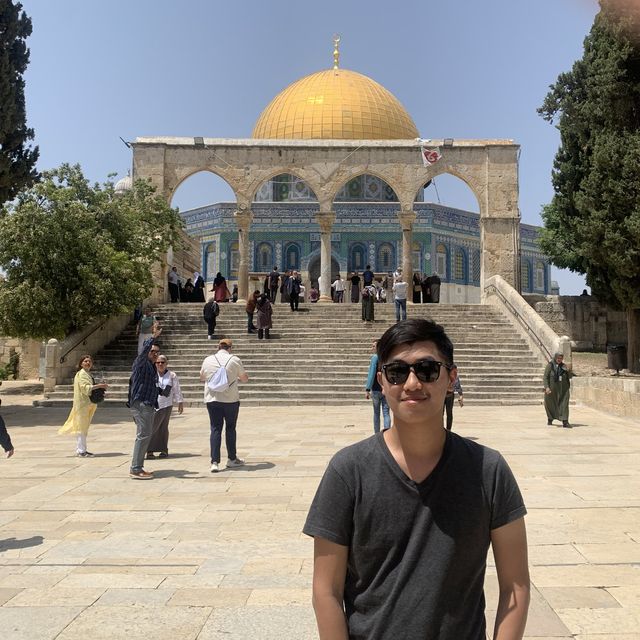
[304,319,530,639]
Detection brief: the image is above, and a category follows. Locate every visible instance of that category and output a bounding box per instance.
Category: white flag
[421,146,442,167]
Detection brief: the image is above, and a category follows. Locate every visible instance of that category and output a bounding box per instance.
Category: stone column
[316,211,335,302]
[234,209,253,304]
[398,211,416,297]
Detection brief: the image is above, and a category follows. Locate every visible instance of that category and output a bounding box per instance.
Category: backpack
[207,355,232,393]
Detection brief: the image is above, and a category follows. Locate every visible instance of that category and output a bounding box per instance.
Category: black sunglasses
[382,359,452,385]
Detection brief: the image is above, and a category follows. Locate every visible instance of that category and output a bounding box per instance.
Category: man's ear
[376,370,383,387]
[447,366,457,392]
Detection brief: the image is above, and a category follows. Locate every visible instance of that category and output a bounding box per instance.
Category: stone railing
[484,275,571,365]
[571,376,640,420]
[43,314,132,392]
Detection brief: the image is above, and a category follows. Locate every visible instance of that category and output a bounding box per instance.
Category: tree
[0,0,39,205]
[538,0,640,372]
[0,164,183,339]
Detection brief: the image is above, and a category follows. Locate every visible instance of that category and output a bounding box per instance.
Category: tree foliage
[0,164,184,339]
[0,0,39,205]
[538,0,640,311]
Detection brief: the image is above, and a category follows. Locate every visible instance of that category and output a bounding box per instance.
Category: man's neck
[384,418,446,483]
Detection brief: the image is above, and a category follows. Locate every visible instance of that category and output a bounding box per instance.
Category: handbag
[89,375,106,404]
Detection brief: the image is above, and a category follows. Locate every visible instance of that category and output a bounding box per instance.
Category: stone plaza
[0,395,639,639]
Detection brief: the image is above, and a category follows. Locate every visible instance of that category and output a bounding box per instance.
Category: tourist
[182,278,194,302]
[268,266,280,302]
[430,272,441,303]
[288,270,302,311]
[193,271,206,302]
[0,405,13,458]
[308,287,319,303]
[443,363,463,431]
[136,307,156,354]
[392,275,408,322]
[362,264,374,287]
[361,285,375,323]
[246,289,260,333]
[281,270,291,304]
[200,338,249,473]
[263,274,270,296]
[350,272,360,303]
[332,273,346,303]
[412,272,422,303]
[147,354,183,459]
[393,265,403,283]
[128,324,162,479]
[304,318,529,639]
[203,296,220,340]
[168,266,180,303]
[544,351,574,428]
[299,282,306,302]
[382,272,392,303]
[231,284,238,303]
[365,339,390,433]
[211,272,230,303]
[59,354,108,457]
[256,293,273,339]
[421,273,432,303]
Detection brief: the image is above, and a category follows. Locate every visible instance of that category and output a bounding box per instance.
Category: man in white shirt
[392,276,408,322]
[199,338,249,472]
[332,274,346,303]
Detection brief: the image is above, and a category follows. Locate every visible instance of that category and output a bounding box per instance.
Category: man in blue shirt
[365,339,390,433]
[129,324,162,479]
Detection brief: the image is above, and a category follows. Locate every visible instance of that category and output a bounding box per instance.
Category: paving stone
[0,606,83,640]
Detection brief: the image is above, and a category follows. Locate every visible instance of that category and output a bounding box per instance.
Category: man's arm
[312,537,349,640]
[491,517,530,640]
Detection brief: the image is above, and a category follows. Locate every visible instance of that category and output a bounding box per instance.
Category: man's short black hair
[377,318,454,365]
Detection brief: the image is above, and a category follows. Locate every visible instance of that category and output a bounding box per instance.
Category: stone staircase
[40,302,546,407]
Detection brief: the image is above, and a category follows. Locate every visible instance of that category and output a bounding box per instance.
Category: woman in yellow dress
[59,354,108,457]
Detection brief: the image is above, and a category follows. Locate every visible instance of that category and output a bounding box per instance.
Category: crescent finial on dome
[333,34,341,70]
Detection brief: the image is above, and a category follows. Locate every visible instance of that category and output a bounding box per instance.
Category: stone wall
[572,376,640,419]
[0,337,41,379]
[524,295,627,351]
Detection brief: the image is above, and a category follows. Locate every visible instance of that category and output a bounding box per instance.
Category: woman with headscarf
[256,293,273,339]
[212,272,230,303]
[58,354,108,457]
[146,354,184,459]
[361,285,375,323]
[543,352,575,428]
[193,271,206,302]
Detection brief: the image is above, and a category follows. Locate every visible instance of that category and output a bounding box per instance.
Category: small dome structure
[252,68,419,140]
[114,174,133,195]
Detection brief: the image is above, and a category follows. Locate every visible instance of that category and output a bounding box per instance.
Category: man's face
[377,340,455,426]
[148,346,160,362]
[555,354,564,365]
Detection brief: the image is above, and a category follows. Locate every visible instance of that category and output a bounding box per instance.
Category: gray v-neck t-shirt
[303,430,526,640]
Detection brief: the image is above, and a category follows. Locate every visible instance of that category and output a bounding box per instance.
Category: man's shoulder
[328,436,380,475]
[448,432,504,471]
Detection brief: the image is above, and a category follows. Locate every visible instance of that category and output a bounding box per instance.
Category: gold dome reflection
[252,68,419,140]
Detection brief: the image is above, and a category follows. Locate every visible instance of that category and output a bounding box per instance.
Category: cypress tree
[0,0,39,206]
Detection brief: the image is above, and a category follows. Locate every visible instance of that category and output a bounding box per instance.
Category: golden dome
[252,68,419,140]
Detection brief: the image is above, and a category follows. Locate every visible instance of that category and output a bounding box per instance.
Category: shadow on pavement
[0,535,44,551]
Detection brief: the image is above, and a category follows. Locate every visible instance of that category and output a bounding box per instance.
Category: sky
[22,0,600,293]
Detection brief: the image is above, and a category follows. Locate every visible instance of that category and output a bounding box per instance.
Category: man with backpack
[268,266,280,303]
[203,297,220,340]
[199,338,249,473]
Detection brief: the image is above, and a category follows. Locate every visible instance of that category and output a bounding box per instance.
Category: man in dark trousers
[129,323,162,479]
[443,363,463,430]
[268,266,280,303]
[304,319,529,639]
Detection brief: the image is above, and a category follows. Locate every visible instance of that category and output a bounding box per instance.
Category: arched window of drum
[436,244,447,279]
[454,248,466,281]
[257,243,272,271]
[412,241,421,272]
[204,243,216,281]
[285,243,300,270]
[472,250,481,283]
[229,241,239,275]
[521,259,531,291]
[377,243,394,271]
[350,244,366,271]
[535,261,545,290]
